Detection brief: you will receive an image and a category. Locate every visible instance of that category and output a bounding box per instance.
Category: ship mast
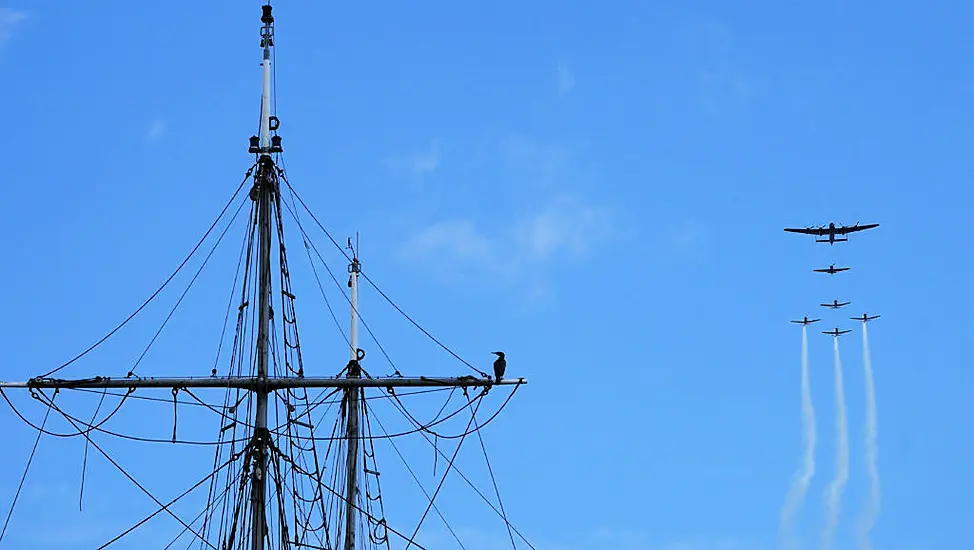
[0,5,528,548]
[251,5,278,549]
[344,238,362,550]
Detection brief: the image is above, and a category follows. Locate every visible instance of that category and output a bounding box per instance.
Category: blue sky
[1,1,973,549]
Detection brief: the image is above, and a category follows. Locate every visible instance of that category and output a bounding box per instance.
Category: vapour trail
[780,325,817,548]
[857,323,880,550]
[821,336,849,550]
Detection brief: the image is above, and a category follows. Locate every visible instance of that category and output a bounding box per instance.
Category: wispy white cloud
[684,19,757,115]
[0,8,28,51]
[400,219,504,278]
[385,139,441,177]
[399,195,613,285]
[516,196,612,262]
[147,119,166,141]
[556,61,575,96]
[496,133,576,188]
[697,65,754,114]
[398,133,618,300]
[661,218,708,264]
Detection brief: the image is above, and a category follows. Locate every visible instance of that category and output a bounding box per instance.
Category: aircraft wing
[836,223,879,235]
[784,227,827,236]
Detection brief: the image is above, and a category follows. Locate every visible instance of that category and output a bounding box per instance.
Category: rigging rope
[280,195,402,377]
[0,387,246,446]
[79,387,108,511]
[95,452,243,549]
[387,384,537,549]
[39,165,256,378]
[159,468,244,549]
[390,384,520,440]
[281,176,489,378]
[404,389,481,549]
[129,194,250,376]
[271,442,430,550]
[472,399,517,549]
[32,390,218,549]
[0,389,56,543]
[369,402,467,549]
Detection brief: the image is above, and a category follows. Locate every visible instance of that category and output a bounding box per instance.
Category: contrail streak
[780,325,817,548]
[821,337,849,550]
[857,323,880,550]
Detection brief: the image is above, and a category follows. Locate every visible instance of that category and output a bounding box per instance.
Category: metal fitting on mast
[249,4,283,156]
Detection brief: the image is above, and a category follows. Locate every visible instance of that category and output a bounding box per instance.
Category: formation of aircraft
[814,264,850,275]
[787,220,880,336]
[784,222,879,245]
[791,316,820,326]
[850,313,881,322]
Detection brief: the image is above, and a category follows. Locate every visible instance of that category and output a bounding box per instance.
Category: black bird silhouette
[492,351,506,383]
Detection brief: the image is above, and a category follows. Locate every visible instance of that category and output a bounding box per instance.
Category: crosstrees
[3,377,523,390]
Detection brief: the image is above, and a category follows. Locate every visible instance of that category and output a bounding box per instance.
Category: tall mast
[344,239,362,550]
[250,5,279,550]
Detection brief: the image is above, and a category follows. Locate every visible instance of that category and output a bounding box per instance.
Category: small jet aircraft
[821,299,851,309]
[784,222,879,245]
[822,327,851,337]
[814,264,850,275]
[791,316,820,325]
[850,313,881,322]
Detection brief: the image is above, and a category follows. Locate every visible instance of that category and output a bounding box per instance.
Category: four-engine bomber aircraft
[784,222,879,245]
[814,264,850,275]
[788,221,879,333]
[791,316,821,325]
[850,313,881,322]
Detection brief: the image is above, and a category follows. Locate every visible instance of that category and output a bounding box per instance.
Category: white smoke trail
[821,336,849,550]
[857,323,881,550]
[780,325,817,548]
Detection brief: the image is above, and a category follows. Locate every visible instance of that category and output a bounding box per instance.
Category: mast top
[249,3,282,156]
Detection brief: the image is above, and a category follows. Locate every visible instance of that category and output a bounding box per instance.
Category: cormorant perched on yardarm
[492,351,506,383]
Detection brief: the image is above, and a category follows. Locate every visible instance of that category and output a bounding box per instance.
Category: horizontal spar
[0,375,527,390]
